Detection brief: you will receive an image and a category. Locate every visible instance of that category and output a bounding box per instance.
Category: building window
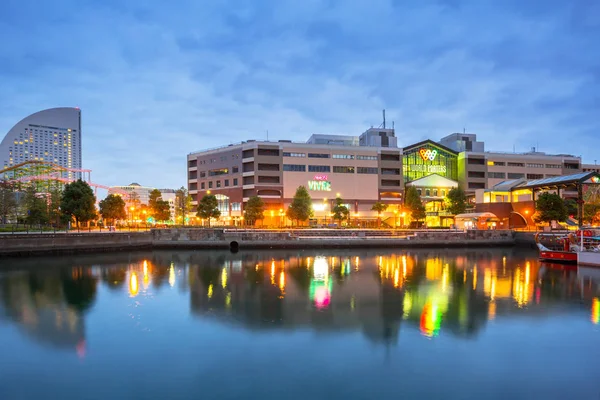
[527,174,544,179]
[283,164,306,172]
[441,189,446,197]
[425,189,431,196]
[283,152,306,157]
[190,182,198,190]
[526,163,544,168]
[467,158,485,165]
[308,153,330,158]
[468,171,485,178]
[468,182,486,189]
[208,182,213,188]
[233,178,238,186]
[381,168,400,175]
[433,189,438,196]
[356,155,378,160]
[257,163,279,171]
[188,159,197,168]
[332,154,354,159]
[333,166,355,173]
[357,167,378,174]
[201,182,205,189]
[488,172,506,179]
[507,162,525,167]
[380,153,400,161]
[545,164,561,169]
[417,189,422,196]
[382,180,401,187]
[209,168,228,176]
[224,179,229,187]
[232,166,239,173]
[216,181,222,188]
[308,165,331,173]
[257,148,280,156]
[507,173,525,179]
[257,175,280,183]
[188,170,197,180]
[231,202,241,211]
[200,171,206,178]
[487,161,505,166]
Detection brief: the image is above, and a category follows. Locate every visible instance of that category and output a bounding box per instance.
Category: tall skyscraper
[0,107,82,179]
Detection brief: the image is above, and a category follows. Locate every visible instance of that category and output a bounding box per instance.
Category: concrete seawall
[0,229,518,257]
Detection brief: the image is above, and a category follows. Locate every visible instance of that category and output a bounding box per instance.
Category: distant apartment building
[583,164,600,174]
[439,133,582,193]
[0,107,82,179]
[108,183,155,205]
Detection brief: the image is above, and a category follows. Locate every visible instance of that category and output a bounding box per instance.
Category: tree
[534,192,568,226]
[22,185,49,225]
[61,180,97,228]
[445,187,468,215]
[196,194,220,227]
[175,186,193,225]
[244,196,265,226]
[286,186,313,225]
[371,201,388,228]
[148,189,170,222]
[48,187,63,227]
[332,197,350,226]
[0,181,17,224]
[584,203,600,225]
[99,194,126,226]
[405,186,426,226]
[564,198,578,218]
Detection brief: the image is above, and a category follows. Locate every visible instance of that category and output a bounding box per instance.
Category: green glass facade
[402,141,458,183]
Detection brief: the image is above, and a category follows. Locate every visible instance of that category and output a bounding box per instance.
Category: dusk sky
[1,0,599,191]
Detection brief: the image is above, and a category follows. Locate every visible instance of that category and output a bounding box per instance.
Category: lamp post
[279,209,284,228]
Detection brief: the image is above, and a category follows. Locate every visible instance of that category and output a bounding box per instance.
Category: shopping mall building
[187,128,583,227]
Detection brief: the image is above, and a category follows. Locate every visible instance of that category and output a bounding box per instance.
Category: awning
[454,212,498,220]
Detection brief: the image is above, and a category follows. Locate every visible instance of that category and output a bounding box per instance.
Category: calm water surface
[1,248,599,400]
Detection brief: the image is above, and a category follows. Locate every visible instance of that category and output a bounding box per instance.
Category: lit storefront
[403,141,459,227]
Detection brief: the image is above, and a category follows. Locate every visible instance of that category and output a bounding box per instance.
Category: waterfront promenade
[0,228,528,257]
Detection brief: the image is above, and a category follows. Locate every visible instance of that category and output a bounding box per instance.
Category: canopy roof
[405,173,458,188]
[454,212,498,220]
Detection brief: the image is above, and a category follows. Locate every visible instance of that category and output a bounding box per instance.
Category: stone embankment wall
[0,229,517,257]
[0,232,152,256]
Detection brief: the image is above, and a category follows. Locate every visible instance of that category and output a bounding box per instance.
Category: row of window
[281,152,379,160]
[485,172,559,180]
[193,178,240,190]
[415,188,448,197]
[488,161,564,168]
[282,164,380,174]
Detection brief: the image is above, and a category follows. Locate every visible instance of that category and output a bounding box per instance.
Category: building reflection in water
[187,249,600,343]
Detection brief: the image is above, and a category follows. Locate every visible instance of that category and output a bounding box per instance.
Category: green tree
[99,194,127,226]
[48,187,63,227]
[534,192,568,226]
[371,201,388,228]
[175,186,193,225]
[563,198,578,217]
[286,186,313,225]
[332,197,350,226]
[244,196,265,226]
[148,189,171,222]
[445,187,468,215]
[0,181,17,224]
[196,194,220,227]
[61,180,97,227]
[23,185,49,225]
[405,186,426,226]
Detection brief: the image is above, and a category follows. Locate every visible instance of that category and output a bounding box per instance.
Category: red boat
[535,233,578,264]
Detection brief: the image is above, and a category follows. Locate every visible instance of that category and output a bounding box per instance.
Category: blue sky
[1,0,599,190]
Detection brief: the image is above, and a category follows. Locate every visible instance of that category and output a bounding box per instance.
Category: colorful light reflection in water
[310,256,333,309]
[592,298,599,325]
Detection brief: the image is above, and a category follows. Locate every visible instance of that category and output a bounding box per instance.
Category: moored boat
[535,232,578,264]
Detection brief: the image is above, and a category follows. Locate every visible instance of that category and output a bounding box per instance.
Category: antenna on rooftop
[382,109,386,129]
[463,127,466,134]
[266,130,269,141]
[392,121,395,130]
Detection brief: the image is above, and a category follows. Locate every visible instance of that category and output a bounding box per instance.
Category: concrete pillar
[577,184,583,228]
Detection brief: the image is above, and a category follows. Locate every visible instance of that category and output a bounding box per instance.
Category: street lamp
[130,206,135,226]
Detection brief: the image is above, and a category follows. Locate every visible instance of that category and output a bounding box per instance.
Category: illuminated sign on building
[308,174,331,191]
[405,164,447,174]
[419,149,438,161]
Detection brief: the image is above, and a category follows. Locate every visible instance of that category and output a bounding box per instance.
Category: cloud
[0,0,598,191]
